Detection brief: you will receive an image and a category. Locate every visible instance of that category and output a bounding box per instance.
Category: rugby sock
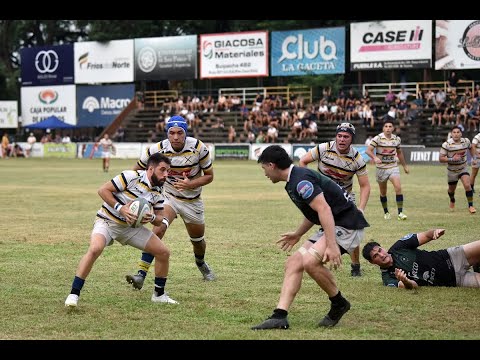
[195,254,205,267]
[137,252,154,278]
[448,192,455,203]
[380,196,388,213]
[471,184,475,192]
[154,277,167,297]
[396,194,404,214]
[329,291,347,306]
[272,308,288,319]
[466,190,474,207]
[70,276,85,296]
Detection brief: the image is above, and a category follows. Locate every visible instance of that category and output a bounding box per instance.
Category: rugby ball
[129,198,152,228]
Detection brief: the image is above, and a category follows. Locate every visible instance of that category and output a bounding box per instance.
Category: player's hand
[122,200,137,226]
[374,157,382,165]
[433,228,445,240]
[322,244,342,270]
[276,232,300,252]
[173,172,192,191]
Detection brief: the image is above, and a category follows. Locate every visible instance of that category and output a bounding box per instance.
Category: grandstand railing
[218,86,312,106]
[144,90,179,108]
[363,80,475,104]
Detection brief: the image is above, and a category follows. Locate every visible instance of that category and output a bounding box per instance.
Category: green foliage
[1,158,480,339]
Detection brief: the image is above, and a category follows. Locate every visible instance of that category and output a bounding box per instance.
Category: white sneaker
[384,212,391,220]
[65,294,79,307]
[397,212,408,221]
[151,292,179,304]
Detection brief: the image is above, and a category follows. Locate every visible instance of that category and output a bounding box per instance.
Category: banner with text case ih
[350,20,432,71]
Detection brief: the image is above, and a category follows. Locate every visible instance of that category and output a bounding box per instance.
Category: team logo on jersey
[400,233,414,241]
[297,180,314,199]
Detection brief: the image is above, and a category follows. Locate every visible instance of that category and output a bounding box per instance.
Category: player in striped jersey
[126,115,215,290]
[470,132,480,195]
[299,123,370,277]
[439,126,476,213]
[65,153,179,307]
[366,119,409,221]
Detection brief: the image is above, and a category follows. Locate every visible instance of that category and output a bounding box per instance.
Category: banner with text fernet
[21,85,76,126]
[271,27,345,76]
[350,20,432,71]
[435,20,480,70]
[200,31,268,79]
[135,35,197,80]
[74,40,134,84]
[21,44,74,86]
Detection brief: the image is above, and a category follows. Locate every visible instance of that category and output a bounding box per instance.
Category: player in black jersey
[363,229,480,289]
[252,145,369,330]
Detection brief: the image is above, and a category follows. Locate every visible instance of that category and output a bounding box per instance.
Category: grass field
[1,157,479,340]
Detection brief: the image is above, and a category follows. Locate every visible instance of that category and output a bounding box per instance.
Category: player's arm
[365,144,381,165]
[356,173,370,212]
[416,228,445,246]
[470,142,477,164]
[439,144,452,163]
[309,193,341,269]
[277,218,314,252]
[97,179,135,225]
[298,151,314,168]
[396,148,409,173]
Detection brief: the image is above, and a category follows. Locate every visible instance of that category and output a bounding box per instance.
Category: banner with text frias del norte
[77,84,135,127]
[135,35,197,80]
[200,31,268,79]
[350,20,432,71]
[21,44,74,86]
[271,27,345,76]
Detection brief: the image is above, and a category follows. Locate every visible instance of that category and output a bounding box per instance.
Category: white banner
[74,40,134,84]
[21,85,76,126]
[200,31,268,78]
[350,20,432,70]
[435,20,480,69]
[250,143,292,161]
[0,101,18,128]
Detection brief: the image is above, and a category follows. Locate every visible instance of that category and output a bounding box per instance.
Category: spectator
[2,132,10,158]
[227,125,236,143]
[25,132,37,157]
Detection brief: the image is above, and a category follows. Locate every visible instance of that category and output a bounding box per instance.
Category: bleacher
[111,81,478,148]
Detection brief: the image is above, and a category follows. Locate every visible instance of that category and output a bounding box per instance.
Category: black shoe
[318,300,351,327]
[351,264,361,277]
[473,264,480,273]
[251,316,289,330]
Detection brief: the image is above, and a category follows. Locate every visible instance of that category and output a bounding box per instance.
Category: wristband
[114,202,123,212]
[161,217,169,228]
[150,213,156,224]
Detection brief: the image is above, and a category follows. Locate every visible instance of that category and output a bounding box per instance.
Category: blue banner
[271,27,345,76]
[76,84,135,127]
[21,44,74,86]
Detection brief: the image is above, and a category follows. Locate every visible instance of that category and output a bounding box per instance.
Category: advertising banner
[214,144,250,159]
[21,44,74,86]
[350,20,432,70]
[74,40,134,84]
[78,142,143,159]
[0,101,18,129]
[435,20,480,70]
[200,31,268,78]
[271,27,345,76]
[250,143,292,161]
[135,36,197,80]
[77,84,135,127]
[43,143,77,158]
[21,85,76,126]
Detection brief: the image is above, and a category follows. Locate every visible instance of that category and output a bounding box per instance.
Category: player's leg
[459,173,475,213]
[378,180,390,219]
[65,222,110,307]
[390,175,406,220]
[126,204,176,290]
